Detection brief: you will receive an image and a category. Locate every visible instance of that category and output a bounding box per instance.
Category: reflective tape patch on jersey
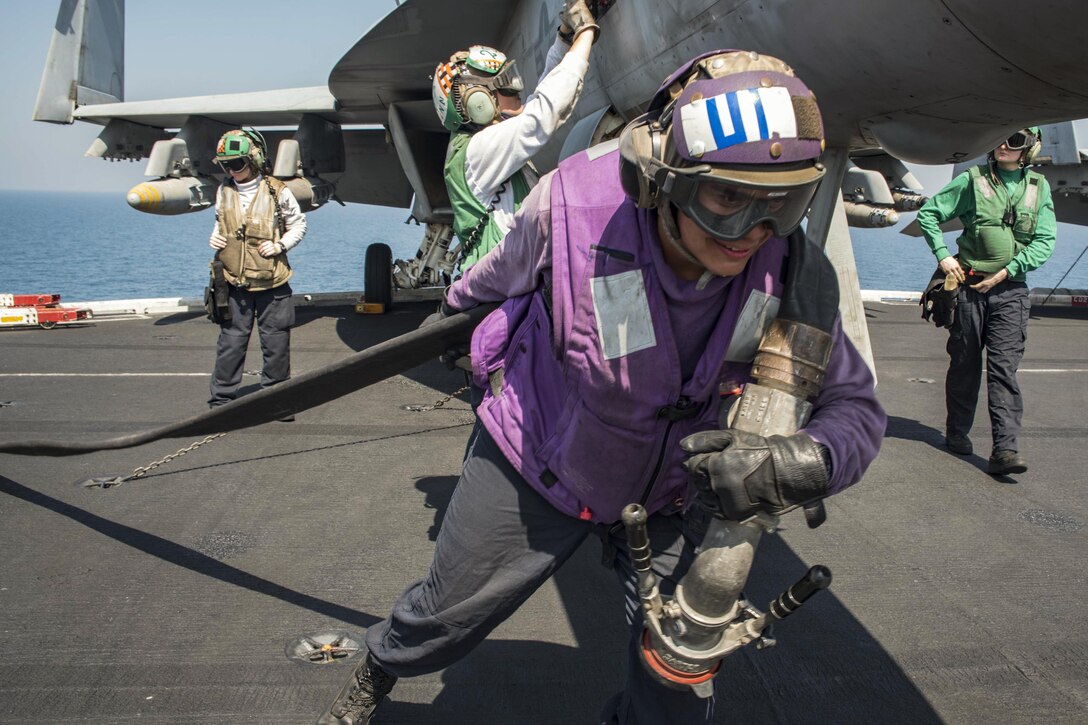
[975,175,995,200]
[591,270,657,360]
[1024,178,1039,210]
[681,87,797,156]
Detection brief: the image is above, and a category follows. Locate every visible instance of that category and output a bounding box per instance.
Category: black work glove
[681,430,830,521]
[441,343,473,372]
[420,292,465,327]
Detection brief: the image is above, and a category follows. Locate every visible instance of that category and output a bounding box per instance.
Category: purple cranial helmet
[620,50,827,242]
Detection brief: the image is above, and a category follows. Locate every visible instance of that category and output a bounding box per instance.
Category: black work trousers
[945,280,1029,454]
[209,282,293,406]
[364,423,715,724]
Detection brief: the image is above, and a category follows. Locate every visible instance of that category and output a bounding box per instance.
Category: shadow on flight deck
[0,299,942,723]
[0,459,943,724]
[399,475,944,724]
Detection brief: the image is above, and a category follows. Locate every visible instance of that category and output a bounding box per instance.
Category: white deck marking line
[0,373,208,377]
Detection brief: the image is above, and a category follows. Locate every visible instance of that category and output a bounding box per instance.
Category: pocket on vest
[243,242,275,280]
[539,397,648,501]
[1013,210,1036,237]
[974,226,1015,271]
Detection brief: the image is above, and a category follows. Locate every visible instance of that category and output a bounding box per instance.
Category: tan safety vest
[215,176,292,290]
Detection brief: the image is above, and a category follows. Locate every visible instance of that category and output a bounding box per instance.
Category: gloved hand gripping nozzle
[623,315,836,697]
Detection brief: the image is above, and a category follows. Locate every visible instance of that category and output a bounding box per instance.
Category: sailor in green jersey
[430,1,599,271]
[916,127,1056,476]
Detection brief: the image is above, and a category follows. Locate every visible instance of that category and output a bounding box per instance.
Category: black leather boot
[988,450,1027,475]
[316,652,397,724]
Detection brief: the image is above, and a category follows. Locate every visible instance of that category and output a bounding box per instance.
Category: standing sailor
[207,129,307,411]
[916,128,1056,474]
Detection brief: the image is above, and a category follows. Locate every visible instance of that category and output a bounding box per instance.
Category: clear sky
[1,1,395,193]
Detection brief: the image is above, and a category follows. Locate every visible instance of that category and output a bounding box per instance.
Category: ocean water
[1,190,1086,302]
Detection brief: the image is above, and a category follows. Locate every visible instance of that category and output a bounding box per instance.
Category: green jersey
[916,163,1056,281]
[445,131,532,269]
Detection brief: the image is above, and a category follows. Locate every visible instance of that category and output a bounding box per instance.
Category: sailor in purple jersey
[317,50,885,725]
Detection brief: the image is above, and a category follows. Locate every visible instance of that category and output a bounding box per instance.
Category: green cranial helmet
[213,129,267,169]
[432,45,524,132]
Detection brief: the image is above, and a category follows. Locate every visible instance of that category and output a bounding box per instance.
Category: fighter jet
[33,0,1088,366]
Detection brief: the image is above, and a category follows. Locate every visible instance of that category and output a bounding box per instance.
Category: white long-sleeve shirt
[458,38,591,240]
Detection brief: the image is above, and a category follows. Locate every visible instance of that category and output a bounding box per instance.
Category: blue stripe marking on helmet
[704,90,773,151]
[706,96,745,150]
[752,91,769,141]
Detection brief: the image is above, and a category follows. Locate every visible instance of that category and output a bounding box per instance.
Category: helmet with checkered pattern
[432,45,524,132]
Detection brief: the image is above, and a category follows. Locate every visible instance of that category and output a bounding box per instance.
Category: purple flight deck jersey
[447,145,885,524]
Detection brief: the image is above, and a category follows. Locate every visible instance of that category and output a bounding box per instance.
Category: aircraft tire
[365,243,393,310]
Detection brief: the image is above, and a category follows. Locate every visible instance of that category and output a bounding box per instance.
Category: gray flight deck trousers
[945,280,1029,454]
[364,423,715,724]
[209,283,293,406]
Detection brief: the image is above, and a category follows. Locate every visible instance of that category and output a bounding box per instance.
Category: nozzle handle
[768,565,832,620]
[622,503,653,575]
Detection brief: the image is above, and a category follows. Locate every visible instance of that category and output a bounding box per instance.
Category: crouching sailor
[316,49,885,725]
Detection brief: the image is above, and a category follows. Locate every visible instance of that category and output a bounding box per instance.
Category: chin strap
[658,202,717,290]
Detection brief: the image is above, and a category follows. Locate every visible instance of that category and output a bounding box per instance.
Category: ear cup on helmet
[619,115,664,208]
[461,86,498,126]
[1023,138,1042,165]
[241,129,267,168]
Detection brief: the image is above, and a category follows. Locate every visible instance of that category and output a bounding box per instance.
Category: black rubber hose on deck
[0,304,497,456]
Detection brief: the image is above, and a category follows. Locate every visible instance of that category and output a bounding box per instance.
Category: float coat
[445,130,532,268]
[459,147,881,524]
[956,165,1044,277]
[216,176,292,290]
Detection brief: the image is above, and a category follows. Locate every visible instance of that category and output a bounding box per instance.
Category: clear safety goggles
[462,60,524,96]
[664,173,821,241]
[1004,131,1034,150]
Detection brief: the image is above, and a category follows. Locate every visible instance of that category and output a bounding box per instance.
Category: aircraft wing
[67,84,418,210]
[326,0,517,124]
[34,0,532,220]
[70,87,340,129]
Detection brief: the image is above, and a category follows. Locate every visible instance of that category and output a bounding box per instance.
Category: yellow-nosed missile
[126,177,218,215]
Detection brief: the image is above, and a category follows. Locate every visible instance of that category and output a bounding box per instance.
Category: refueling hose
[0,304,497,456]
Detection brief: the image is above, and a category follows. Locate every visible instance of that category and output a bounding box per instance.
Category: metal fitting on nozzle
[622,504,662,616]
[725,318,833,435]
[626,318,835,696]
